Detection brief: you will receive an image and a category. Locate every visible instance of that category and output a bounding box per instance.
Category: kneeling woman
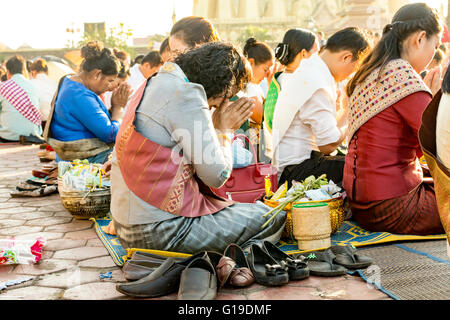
[45,41,131,163]
[344,3,445,235]
[110,43,286,253]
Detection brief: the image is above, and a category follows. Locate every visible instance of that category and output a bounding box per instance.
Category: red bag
[210,134,278,203]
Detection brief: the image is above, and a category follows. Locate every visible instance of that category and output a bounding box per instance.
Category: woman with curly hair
[109,42,287,257]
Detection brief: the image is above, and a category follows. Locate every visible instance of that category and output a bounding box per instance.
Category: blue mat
[92,217,446,267]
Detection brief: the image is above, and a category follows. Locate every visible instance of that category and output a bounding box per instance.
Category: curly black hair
[174,42,251,99]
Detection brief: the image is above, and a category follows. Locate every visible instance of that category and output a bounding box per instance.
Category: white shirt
[121,64,147,116]
[277,72,294,89]
[30,73,57,121]
[127,64,146,96]
[244,82,265,104]
[274,55,341,174]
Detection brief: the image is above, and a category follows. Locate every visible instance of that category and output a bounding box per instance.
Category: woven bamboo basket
[264,196,345,240]
[292,202,332,251]
[58,178,111,220]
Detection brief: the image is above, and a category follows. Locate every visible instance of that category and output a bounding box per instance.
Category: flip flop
[330,244,373,270]
[303,249,347,277]
[10,185,58,198]
[16,181,42,191]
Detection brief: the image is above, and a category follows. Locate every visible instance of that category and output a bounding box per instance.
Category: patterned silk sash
[0,78,42,125]
[348,59,431,140]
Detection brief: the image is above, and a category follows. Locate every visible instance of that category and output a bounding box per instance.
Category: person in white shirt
[272,27,370,187]
[29,58,57,125]
[122,51,163,116]
[262,29,318,163]
[128,51,163,95]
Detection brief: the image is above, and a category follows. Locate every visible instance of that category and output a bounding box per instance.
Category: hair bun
[275,43,289,65]
[81,41,105,60]
[246,38,257,47]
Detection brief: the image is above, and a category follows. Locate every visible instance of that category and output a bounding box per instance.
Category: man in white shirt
[272,27,369,187]
[128,51,163,96]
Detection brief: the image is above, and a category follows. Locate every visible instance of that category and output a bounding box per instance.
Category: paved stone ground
[0,144,392,300]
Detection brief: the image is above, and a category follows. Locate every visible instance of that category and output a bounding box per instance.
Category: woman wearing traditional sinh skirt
[110,43,286,254]
[344,3,445,235]
[419,68,450,256]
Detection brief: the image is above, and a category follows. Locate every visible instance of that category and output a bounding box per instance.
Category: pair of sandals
[299,244,373,277]
[247,241,309,287]
[10,178,58,198]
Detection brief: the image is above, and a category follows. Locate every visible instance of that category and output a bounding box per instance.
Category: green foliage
[146,33,170,50]
[236,26,274,46]
[78,23,135,56]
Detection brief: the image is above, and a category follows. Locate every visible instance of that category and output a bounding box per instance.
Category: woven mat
[92,217,446,268]
[350,240,450,300]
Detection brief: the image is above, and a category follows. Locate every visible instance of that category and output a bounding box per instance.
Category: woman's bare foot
[102,221,116,235]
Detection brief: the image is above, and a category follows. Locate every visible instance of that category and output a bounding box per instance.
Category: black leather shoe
[122,260,158,281]
[178,257,217,300]
[247,244,289,287]
[262,241,310,281]
[116,252,208,298]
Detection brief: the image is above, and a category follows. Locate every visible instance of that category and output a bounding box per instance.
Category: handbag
[210,134,278,203]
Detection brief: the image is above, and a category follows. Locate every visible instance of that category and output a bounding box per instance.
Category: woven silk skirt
[350,182,444,236]
[113,201,286,254]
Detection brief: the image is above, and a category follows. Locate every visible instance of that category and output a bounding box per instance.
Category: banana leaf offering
[262,175,342,229]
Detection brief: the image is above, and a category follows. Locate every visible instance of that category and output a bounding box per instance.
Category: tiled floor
[0,144,391,300]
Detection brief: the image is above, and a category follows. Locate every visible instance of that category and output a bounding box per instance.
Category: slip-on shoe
[247,244,289,287]
[223,244,255,287]
[178,257,217,300]
[116,252,208,298]
[122,260,159,281]
[262,241,310,281]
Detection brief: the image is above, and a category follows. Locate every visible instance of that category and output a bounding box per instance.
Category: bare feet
[102,221,116,236]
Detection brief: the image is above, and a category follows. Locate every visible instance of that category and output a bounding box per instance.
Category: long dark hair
[275,29,316,66]
[347,3,442,97]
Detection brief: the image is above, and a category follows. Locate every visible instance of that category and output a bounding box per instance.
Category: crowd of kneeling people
[0,3,448,261]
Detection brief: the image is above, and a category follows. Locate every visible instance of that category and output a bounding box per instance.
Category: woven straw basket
[264,196,345,240]
[58,178,111,219]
